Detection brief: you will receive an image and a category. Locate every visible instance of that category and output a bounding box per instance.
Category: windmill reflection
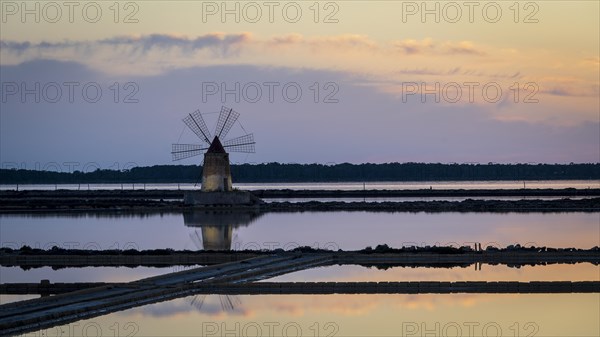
[189,293,243,313]
[183,209,262,313]
[183,209,261,251]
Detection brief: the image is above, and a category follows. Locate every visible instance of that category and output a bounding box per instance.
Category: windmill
[172,106,255,192]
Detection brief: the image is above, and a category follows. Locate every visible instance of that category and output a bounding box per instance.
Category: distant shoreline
[0,189,599,213]
[2,246,599,269]
[1,162,598,184]
[2,187,600,197]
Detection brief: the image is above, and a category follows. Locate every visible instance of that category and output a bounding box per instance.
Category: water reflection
[264,263,600,283]
[183,210,262,250]
[188,294,243,315]
[51,293,599,337]
[3,180,598,191]
[1,212,598,251]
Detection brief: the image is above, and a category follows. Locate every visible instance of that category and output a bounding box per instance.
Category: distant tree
[1,163,598,184]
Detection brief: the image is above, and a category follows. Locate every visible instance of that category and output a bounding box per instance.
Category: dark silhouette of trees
[1,163,598,184]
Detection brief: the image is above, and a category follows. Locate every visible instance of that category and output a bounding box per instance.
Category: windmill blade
[214,106,240,139]
[223,133,255,153]
[171,144,208,161]
[183,110,212,145]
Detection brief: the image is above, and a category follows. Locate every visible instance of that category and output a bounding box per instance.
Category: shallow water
[1,210,599,335]
[19,293,599,336]
[263,196,592,203]
[1,211,598,251]
[0,266,176,283]
[2,179,599,191]
[264,263,600,283]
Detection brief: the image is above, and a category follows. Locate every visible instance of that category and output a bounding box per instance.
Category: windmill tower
[172,106,255,193]
[202,136,232,192]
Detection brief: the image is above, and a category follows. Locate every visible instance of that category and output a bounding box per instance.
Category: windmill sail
[183,110,212,145]
[214,106,240,139]
[171,144,208,161]
[223,133,255,153]
[172,106,255,162]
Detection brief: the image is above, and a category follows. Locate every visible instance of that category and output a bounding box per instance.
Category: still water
[1,210,599,335]
[265,263,600,283]
[16,294,599,336]
[1,212,598,251]
[1,180,599,191]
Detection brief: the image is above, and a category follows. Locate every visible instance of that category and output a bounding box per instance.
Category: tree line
[1,163,598,184]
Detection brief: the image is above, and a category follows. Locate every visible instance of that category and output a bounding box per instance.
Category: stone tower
[201,136,233,192]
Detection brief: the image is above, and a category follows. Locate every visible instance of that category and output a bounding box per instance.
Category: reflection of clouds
[121,293,500,320]
[133,300,194,318]
[402,294,436,311]
[123,295,251,318]
[112,290,599,337]
[257,293,493,317]
[322,296,378,316]
[395,293,485,311]
[269,302,305,317]
[98,293,599,336]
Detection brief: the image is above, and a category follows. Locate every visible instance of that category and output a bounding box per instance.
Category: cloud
[539,85,600,98]
[442,41,486,56]
[2,59,597,167]
[3,33,253,54]
[1,34,490,77]
[397,67,521,80]
[392,39,486,56]
[541,87,574,97]
[0,33,254,75]
[1,34,596,137]
[269,33,304,46]
[393,38,434,55]
[581,56,600,67]
[0,40,33,53]
[268,34,376,50]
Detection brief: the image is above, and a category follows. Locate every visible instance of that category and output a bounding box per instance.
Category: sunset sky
[1,1,598,169]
